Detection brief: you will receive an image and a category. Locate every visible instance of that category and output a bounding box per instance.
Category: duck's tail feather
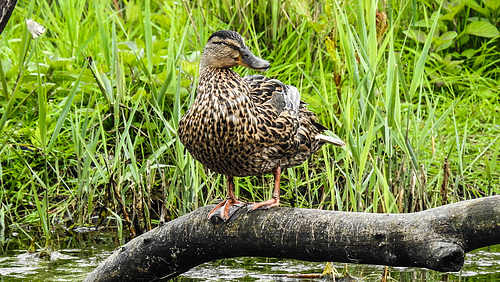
[316,134,345,147]
[284,85,300,114]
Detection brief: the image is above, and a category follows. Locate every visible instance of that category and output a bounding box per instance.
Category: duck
[178,30,345,222]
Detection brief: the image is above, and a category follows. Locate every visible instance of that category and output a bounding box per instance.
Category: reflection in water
[0,248,114,281]
[0,230,499,282]
[0,228,119,282]
[177,246,500,282]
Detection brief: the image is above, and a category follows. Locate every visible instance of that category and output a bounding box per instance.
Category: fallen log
[84,195,500,281]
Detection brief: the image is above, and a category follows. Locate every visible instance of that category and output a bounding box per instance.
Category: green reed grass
[0,0,498,246]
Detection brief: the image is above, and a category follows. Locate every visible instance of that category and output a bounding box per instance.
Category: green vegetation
[0,0,499,251]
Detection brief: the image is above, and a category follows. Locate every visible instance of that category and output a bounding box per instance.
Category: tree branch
[0,0,18,35]
[84,196,500,281]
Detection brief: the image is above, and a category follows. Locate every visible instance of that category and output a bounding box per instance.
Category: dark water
[177,246,500,281]
[0,232,499,281]
[0,247,112,281]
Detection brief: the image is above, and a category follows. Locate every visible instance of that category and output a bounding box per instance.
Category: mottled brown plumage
[178,30,344,221]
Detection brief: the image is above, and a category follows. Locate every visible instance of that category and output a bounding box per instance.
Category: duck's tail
[316,134,346,147]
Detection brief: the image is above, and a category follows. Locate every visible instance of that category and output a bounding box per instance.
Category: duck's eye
[213,41,228,46]
[212,41,240,51]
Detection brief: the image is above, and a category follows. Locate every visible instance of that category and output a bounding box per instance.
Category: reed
[0,0,498,246]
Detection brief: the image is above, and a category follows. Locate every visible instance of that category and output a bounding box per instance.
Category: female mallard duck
[178,30,345,221]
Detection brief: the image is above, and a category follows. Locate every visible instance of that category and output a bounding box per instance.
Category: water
[0,234,499,281]
[177,247,500,281]
[0,229,118,282]
[0,247,114,281]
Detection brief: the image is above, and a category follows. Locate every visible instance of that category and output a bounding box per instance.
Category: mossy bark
[84,196,500,281]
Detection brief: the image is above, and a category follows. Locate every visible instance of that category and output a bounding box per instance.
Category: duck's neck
[198,66,240,81]
[197,67,249,100]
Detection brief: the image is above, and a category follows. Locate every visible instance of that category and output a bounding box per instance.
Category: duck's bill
[237,48,270,71]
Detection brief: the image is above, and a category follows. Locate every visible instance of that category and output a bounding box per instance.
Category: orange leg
[207,176,245,221]
[250,166,281,211]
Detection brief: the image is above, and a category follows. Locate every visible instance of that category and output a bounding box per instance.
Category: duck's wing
[243,75,345,154]
[243,74,299,116]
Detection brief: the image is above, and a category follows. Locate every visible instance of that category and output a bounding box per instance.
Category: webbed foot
[208,197,246,222]
[247,198,280,212]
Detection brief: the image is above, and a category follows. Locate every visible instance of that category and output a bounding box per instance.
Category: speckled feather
[178,67,330,177]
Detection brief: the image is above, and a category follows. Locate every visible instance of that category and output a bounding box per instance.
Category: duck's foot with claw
[247,198,280,213]
[208,198,246,223]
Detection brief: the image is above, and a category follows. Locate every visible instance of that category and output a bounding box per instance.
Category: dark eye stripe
[212,41,240,51]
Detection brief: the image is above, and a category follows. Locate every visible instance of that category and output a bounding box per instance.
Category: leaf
[434,31,457,52]
[461,49,477,59]
[403,29,427,43]
[440,3,466,21]
[464,21,500,38]
[483,0,500,11]
[439,31,458,41]
[463,0,490,15]
[46,67,85,152]
[435,40,454,52]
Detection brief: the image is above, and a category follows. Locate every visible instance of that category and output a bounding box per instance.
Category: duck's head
[200,30,270,72]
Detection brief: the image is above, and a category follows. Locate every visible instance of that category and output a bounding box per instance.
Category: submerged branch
[84,196,500,281]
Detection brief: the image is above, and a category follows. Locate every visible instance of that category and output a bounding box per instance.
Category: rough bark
[84,196,500,282]
[0,0,18,35]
